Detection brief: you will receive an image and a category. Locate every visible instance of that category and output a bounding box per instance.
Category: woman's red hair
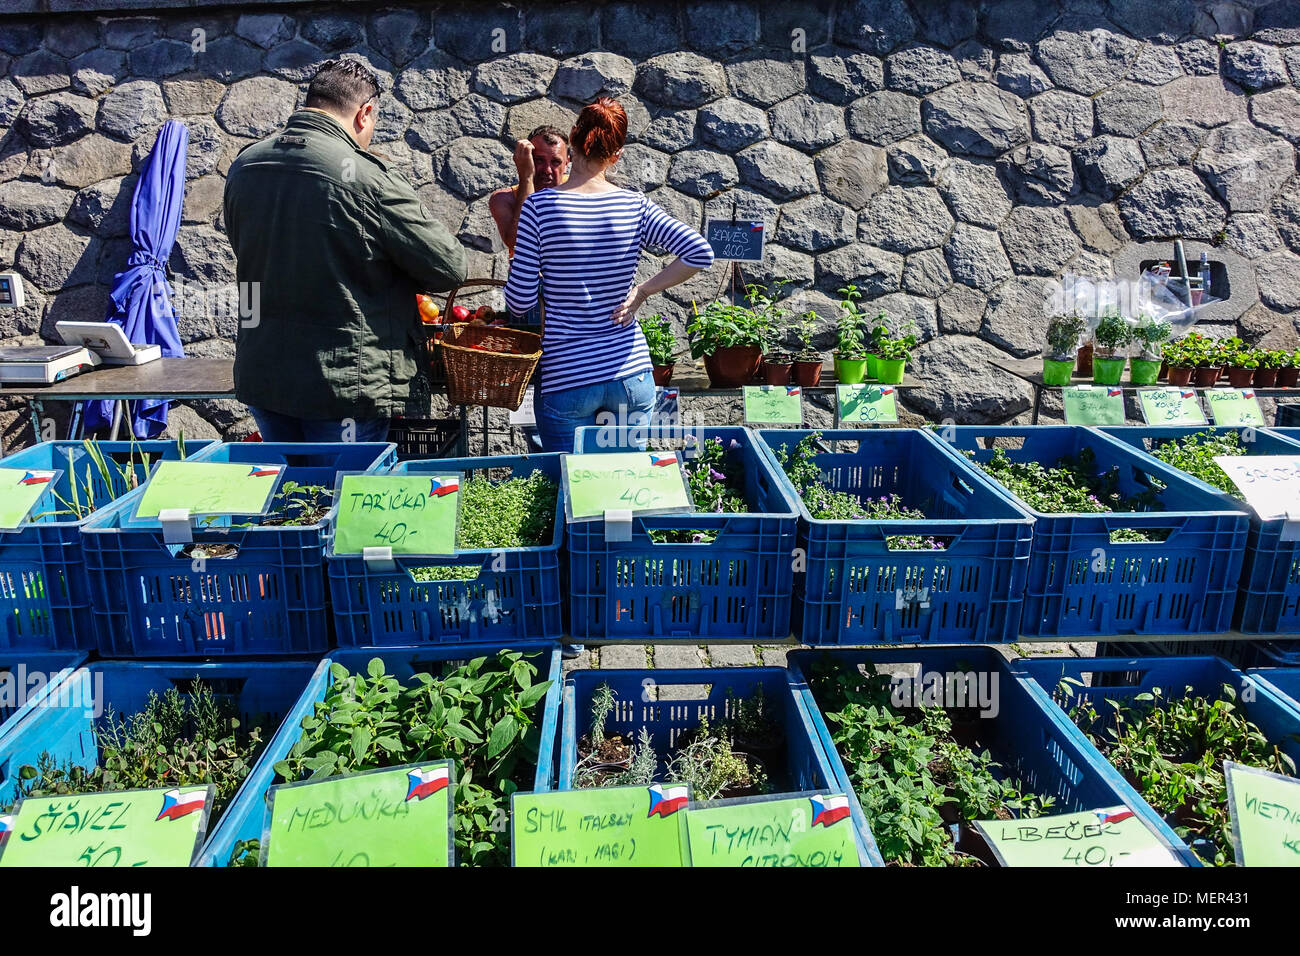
[571,97,627,162]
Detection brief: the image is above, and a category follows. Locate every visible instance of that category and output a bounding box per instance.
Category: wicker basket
[441,323,542,410]
[420,278,543,393]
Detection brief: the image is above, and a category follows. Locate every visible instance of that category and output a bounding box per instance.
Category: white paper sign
[509,386,536,427]
[1213,455,1300,533]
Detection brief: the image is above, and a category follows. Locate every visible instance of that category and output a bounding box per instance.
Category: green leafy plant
[12,679,265,822]
[808,658,1053,866]
[793,310,821,361]
[37,437,188,521]
[1092,309,1132,357]
[665,717,766,801]
[746,280,790,359]
[1148,430,1244,499]
[1131,314,1172,360]
[835,285,867,359]
[270,651,552,867]
[875,321,920,363]
[1261,349,1289,369]
[647,438,748,544]
[262,481,332,527]
[1045,312,1088,362]
[639,314,677,367]
[687,299,766,358]
[1056,679,1296,866]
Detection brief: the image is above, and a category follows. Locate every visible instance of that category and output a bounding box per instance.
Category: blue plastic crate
[0,650,85,738]
[1248,667,1300,717]
[0,657,318,817]
[326,453,564,646]
[82,442,396,656]
[1015,654,1300,865]
[935,426,1250,637]
[556,666,870,863]
[200,641,562,866]
[1104,425,1300,634]
[789,646,1198,867]
[1097,638,1300,671]
[755,428,1034,645]
[567,426,800,641]
[0,439,211,651]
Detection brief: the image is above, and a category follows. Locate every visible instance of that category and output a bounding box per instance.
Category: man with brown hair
[488,126,571,255]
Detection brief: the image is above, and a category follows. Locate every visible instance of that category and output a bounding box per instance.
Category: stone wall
[2,0,1299,449]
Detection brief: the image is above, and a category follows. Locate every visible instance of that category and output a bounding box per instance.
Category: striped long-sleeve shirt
[504,187,715,393]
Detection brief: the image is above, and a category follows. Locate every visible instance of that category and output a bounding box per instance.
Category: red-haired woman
[504,97,715,453]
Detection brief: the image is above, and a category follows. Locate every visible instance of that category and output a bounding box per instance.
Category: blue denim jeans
[536,370,655,454]
[249,407,392,444]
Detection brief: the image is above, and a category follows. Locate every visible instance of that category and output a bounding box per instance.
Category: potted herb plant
[1257,349,1286,387]
[1129,313,1170,386]
[640,313,677,386]
[866,310,890,380]
[1279,350,1299,388]
[748,281,793,385]
[791,309,823,387]
[875,321,919,386]
[1184,332,1225,386]
[1163,338,1195,387]
[1225,341,1258,388]
[1091,309,1131,386]
[687,299,765,388]
[1044,312,1087,386]
[833,285,869,385]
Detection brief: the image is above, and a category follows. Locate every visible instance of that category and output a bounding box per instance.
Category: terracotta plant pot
[1076,343,1094,377]
[834,356,868,384]
[652,364,674,386]
[1167,366,1195,386]
[1042,358,1074,386]
[1256,367,1280,387]
[1129,358,1161,385]
[1092,356,1127,385]
[1193,366,1223,387]
[761,359,792,385]
[1159,361,1168,381]
[703,345,762,388]
[1278,367,1299,388]
[792,359,823,387]
[1227,366,1256,388]
[875,358,906,385]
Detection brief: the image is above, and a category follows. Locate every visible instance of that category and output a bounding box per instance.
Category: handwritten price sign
[135,461,282,518]
[837,384,899,424]
[563,452,693,521]
[1137,387,1207,425]
[685,793,861,867]
[332,474,459,555]
[1206,389,1265,427]
[1226,761,1300,866]
[973,806,1180,867]
[704,220,765,262]
[511,785,690,867]
[0,467,60,530]
[743,385,803,424]
[1063,385,1126,426]
[0,785,214,867]
[1212,455,1300,525]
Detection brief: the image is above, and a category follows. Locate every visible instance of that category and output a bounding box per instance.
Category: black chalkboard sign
[705,220,766,262]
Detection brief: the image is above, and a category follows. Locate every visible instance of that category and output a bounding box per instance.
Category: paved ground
[561,640,1100,678]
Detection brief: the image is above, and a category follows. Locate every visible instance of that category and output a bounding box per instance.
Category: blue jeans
[536,370,655,454]
[249,407,392,444]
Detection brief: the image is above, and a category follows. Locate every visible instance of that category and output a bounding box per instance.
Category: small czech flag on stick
[18,471,51,486]
[156,788,206,821]
[248,466,280,478]
[1180,390,1195,400]
[647,784,688,818]
[406,765,451,801]
[1107,388,1123,398]
[429,476,459,497]
[787,386,801,396]
[1094,806,1135,826]
[810,793,851,827]
[649,453,677,467]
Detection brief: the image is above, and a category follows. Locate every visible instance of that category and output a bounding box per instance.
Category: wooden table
[0,358,235,439]
[990,356,1300,424]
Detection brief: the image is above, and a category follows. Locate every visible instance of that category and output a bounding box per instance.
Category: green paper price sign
[0,467,60,530]
[1137,387,1207,425]
[511,784,691,866]
[972,805,1180,867]
[743,385,803,424]
[331,474,459,556]
[1063,385,1126,426]
[1225,760,1300,866]
[134,460,282,518]
[685,793,862,867]
[0,785,214,867]
[837,384,899,424]
[263,762,454,867]
[563,452,692,521]
[1206,389,1265,427]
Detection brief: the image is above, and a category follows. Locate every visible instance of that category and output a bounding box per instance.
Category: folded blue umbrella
[82,120,189,437]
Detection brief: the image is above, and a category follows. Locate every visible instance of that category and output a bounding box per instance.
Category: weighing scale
[56,321,163,366]
[0,345,101,385]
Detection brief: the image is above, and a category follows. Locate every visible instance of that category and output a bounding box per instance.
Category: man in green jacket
[224,58,467,442]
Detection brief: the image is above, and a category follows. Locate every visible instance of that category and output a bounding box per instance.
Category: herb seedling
[647,438,748,545]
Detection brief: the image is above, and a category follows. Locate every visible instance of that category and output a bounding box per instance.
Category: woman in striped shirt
[504,97,715,453]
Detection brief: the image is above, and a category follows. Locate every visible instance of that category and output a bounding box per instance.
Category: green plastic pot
[1129,358,1161,385]
[1042,358,1074,386]
[835,356,868,384]
[865,352,879,379]
[1092,356,1127,386]
[875,358,906,385]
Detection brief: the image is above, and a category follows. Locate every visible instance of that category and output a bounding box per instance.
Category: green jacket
[224,109,466,420]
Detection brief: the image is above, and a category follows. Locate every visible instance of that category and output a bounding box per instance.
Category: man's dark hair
[305,59,381,114]
[529,125,570,149]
